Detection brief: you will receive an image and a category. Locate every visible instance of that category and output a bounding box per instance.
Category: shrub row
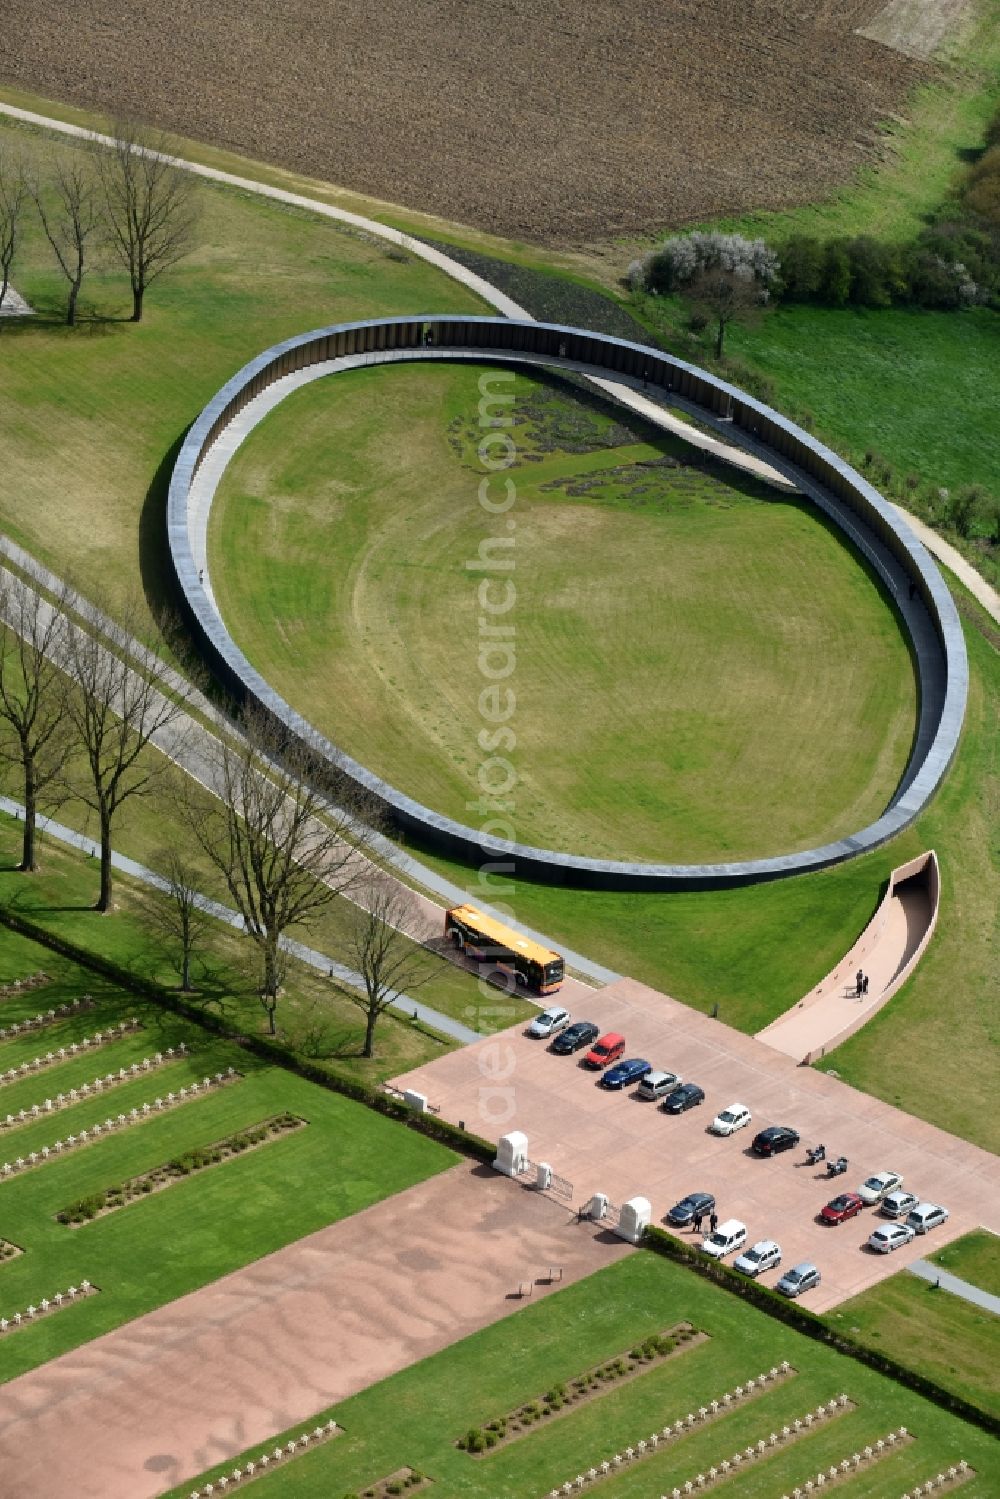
[457,1323,698,1450]
[55,1113,303,1224]
[643,1228,1000,1438]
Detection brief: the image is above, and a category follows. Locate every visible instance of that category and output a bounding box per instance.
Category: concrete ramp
[756,851,940,1064]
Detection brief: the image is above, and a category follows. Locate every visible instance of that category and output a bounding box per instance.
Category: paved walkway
[0,1161,630,1499]
[756,855,936,1063]
[908,1258,1000,1316]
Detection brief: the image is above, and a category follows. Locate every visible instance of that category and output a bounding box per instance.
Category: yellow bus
[444,904,564,995]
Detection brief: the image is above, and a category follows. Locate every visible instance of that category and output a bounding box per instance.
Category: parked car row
[528,1008,949,1270]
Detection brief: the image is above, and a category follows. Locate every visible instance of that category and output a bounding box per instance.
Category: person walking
[862,973,870,995]
[709,1211,719,1234]
[855,969,864,997]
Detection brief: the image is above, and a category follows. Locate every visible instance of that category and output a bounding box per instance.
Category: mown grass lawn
[929,1231,1000,1299]
[0,930,455,1383]
[165,1251,1000,1498]
[210,361,916,864]
[728,304,1000,493]
[829,1250,1000,1421]
[0,113,483,634]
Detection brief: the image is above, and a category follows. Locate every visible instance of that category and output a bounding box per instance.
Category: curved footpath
[1,99,996,630]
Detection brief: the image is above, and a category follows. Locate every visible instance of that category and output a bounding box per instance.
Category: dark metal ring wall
[167,316,968,890]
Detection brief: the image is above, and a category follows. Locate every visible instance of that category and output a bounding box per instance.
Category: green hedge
[0,904,496,1167]
[644,1227,1000,1438]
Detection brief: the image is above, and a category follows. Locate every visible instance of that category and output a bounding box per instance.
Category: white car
[733,1239,781,1278]
[867,1223,916,1255]
[701,1219,747,1259]
[858,1170,904,1205]
[710,1103,752,1136]
[528,1005,571,1039]
[881,1190,919,1220]
[906,1202,950,1236]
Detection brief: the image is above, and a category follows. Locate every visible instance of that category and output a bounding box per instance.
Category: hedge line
[0,904,497,1167]
[644,1227,1000,1438]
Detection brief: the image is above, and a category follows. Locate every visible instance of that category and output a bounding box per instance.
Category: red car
[820,1191,864,1226]
[582,1032,626,1070]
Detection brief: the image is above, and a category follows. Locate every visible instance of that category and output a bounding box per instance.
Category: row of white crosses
[0,971,50,998]
[0,1280,95,1334]
[0,1067,238,1181]
[0,994,95,1041]
[543,1363,801,1496]
[777,1429,918,1496]
[1,1018,141,1084]
[187,1420,341,1496]
[2,1047,187,1132]
[895,1461,973,1498]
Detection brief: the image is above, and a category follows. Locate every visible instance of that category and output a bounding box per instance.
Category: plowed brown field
[0,1,931,244]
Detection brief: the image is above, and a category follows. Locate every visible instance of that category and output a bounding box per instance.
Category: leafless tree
[0,147,28,311]
[0,572,73,871]
[32,151,102,326]
[141,845,214,991]
[335,873,436,1058]
[184,705,376,1035]
[98,122,198,323]
[687,266,767,359]
[62,598,190,911]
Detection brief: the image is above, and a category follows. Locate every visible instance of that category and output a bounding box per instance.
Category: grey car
[775,1262,821,1298]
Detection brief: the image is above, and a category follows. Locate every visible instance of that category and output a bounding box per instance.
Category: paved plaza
[393,977,1000,1312]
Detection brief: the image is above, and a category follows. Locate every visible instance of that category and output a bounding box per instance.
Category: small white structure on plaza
[493,1130,529,1177]
[615,1196,651,1243]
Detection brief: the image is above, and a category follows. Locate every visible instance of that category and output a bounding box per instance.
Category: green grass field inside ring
[208,361,918,866]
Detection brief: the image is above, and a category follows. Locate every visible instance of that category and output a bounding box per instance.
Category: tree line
[0,121,197,325]
[0,575,433,1057]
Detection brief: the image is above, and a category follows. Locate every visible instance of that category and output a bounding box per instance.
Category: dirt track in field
[0,1,932,244]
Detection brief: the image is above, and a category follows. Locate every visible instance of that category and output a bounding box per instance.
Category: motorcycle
[806,1144,826,1166]
[825,1155,848,1178]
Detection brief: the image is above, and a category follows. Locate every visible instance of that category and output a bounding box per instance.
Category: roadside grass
[0,930,455,1384]
[0,814,491,1072]
[408,600,1000,1152]
[0,113,483,636]
[929,1232,1000,1299]
[209,360,916,864]
[164,1250,1000,1498]
[829,1262,1000,1421]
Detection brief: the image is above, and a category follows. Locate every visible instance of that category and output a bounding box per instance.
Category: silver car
[906,1202,950,1236]
[881,1190,919,1220]
[867,1223,916,1254]
[733,1239,781,1278]
[528,1005,571,1039]
[776,1262,821,1298]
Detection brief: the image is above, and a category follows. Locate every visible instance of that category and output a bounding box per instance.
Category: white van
[637,1069,681,1101]
[701,1219,747,1259]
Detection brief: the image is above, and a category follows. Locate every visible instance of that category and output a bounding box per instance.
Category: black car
[751,1125,800,1156]
[666,1191,715,1227]
[662,1082,705,1114]
[551,1020,600,1055]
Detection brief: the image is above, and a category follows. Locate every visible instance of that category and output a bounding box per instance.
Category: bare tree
[687,267,767,359]
[335,873,436,1058]
[62,599,190,911]
[0,147,28,311]
[141,845,214,991]
[98,123,198,322]
[0,572,73,871]
[32,151,102,326]
[184,705,375,1035]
